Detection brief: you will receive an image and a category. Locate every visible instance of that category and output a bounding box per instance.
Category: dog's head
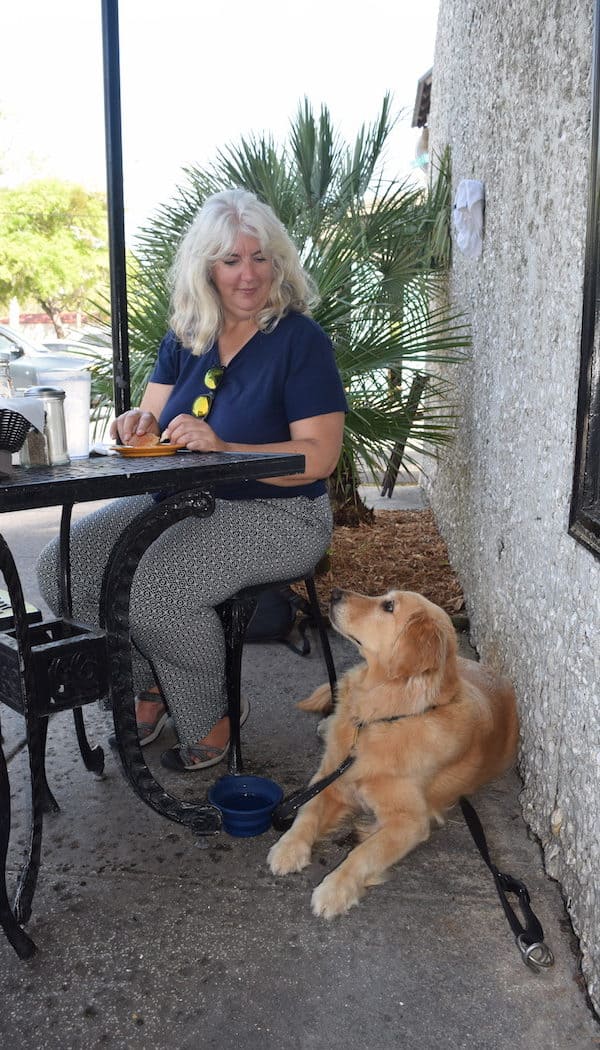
[329,587,455,681]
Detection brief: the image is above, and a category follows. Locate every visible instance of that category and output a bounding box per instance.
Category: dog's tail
[297,682,334,714]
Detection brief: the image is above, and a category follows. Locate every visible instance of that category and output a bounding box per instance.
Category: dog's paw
[267,835,312,876]
[311,871,362,919]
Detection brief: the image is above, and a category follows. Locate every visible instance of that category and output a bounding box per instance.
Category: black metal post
[101,0,131,415]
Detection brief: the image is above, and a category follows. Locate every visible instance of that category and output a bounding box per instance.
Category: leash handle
[459,796,554,972]
[271,755,356,831]
[272,779,554,972]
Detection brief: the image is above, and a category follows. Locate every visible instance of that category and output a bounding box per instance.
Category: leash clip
[517,935,555,973]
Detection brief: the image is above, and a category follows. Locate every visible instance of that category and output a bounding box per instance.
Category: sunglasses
[191,367,224,419]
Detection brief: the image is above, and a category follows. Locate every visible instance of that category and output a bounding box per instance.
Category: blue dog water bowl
[208,774,283,837]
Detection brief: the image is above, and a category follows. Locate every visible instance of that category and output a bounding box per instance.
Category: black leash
[271,729,554,972]
[459,796,554,972]
[273,707,439,831]
[271,754,355,831]
[272,709,438,832]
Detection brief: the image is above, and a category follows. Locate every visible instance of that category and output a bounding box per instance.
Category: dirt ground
[303,508,466,618]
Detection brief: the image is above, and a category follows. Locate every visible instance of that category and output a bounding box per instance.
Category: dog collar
[353,704,439,731]
[351,705,439,748]
[273,705,439,830]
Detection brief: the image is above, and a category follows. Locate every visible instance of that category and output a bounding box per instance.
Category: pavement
[0,483,598,1049]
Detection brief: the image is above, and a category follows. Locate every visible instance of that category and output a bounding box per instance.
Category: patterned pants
[36,492,333,745]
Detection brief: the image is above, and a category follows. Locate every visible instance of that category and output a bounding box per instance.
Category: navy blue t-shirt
[149,311,347,500]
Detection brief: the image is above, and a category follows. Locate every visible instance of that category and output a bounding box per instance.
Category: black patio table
[0,448,303,959]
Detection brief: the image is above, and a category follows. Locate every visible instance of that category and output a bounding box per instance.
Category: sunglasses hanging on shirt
[191,367,225,420]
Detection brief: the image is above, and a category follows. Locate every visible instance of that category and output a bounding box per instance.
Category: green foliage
[0,179,109,334]
[94,97,468,514]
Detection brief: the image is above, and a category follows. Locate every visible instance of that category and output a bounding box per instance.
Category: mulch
[299,508,466,619]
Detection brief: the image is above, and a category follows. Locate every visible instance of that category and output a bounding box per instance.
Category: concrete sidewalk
[0,487,598,1049]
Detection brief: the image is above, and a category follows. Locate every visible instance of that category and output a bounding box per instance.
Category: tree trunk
[380,371,430,497]
[329,457,374,527]
[40,301,66,338]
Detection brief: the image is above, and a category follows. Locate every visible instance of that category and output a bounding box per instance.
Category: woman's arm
[109,382,174,444]
[164,411,345,485]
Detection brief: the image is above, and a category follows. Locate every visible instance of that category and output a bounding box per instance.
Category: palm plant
[93,96,469,522]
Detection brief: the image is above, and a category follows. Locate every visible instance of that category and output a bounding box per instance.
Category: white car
[0,324,101,389]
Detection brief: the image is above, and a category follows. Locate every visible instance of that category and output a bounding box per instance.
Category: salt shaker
[20,387,70,467]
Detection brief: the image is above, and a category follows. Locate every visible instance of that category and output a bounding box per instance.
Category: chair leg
[217,596,257,775]
[304,576,337,701]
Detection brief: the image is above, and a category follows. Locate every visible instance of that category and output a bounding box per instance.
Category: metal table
[0,449,304,959]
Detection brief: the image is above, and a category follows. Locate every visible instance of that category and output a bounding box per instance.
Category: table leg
[38,717,60,815]
[59,504,105,777]
[13,713,47,927]
[0,742,36,958]
[0,534,44,954]
[101,490,222,837]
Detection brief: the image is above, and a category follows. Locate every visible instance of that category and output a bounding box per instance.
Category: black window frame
[570,1,600,558]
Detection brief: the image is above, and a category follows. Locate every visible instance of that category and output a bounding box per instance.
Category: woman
[37,188,346,772]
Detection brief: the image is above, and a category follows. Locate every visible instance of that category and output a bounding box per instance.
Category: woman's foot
[160,699,250,772]
[135,689,169,745]
[108,687,168,750]
[133,688,167,747]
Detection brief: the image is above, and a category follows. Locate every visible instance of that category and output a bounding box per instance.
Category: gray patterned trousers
[36,492,333,745]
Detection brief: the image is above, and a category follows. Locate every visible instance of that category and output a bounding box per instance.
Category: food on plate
[128,432,161,448]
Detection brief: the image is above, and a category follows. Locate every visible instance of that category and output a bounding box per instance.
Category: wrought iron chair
[216,575,336,774]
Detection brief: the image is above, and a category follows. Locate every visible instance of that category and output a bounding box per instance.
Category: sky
[1,0,439,243]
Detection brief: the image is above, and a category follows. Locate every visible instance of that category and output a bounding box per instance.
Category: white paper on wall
[453,179,485,259]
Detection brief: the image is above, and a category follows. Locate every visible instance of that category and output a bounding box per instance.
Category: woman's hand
[165,410,344,482]
[164,414,228,452]
[109,409,160,445]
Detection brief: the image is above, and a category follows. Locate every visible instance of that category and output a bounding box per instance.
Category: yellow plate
[110,444,186,457]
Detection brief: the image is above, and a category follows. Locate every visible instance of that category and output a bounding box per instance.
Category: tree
[94,97,469,522]
[0,179,109,336]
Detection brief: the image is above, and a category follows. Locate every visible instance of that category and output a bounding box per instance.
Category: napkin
[0,396,45,433]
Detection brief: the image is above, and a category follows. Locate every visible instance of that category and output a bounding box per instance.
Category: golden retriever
[267,587,518,919]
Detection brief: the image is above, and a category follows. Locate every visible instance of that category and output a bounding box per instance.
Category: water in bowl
[220,792,272,812]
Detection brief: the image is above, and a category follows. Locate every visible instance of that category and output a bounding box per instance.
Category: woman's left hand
[164,414,228,452]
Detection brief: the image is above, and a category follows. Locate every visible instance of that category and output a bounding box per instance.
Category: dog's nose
[330,588,344,605]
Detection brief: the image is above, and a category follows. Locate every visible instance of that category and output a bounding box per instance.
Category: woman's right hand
[109,409,160,445]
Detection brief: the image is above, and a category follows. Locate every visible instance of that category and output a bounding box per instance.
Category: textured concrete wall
[428,0,600,1009]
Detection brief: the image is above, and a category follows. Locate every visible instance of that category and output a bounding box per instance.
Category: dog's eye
[381,599,395,613]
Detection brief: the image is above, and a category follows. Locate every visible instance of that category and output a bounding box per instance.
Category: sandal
[108,689,169,750]
[160,698,250,773]
[160,741,229,771]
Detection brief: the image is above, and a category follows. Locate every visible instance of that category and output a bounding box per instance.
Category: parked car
[43,332,112,359]
[0,324,101,389]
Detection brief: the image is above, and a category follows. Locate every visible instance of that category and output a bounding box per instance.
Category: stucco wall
[428,0,600,1009]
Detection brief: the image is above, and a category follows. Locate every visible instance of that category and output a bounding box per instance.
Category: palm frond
[109,98,467,513]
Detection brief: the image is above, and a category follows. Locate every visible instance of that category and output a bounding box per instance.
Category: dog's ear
[389,611,447,678]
